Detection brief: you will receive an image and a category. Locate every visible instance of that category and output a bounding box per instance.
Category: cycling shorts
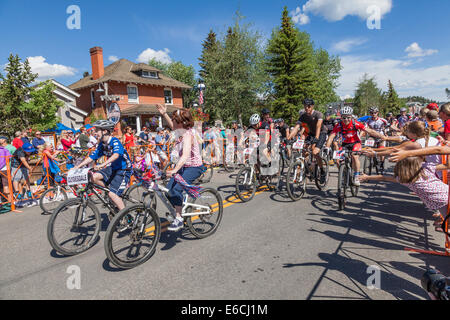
[342,142,362,152]
[306,132,327,150]
[99,166,132,197]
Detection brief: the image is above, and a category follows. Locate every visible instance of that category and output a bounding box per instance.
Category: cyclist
[324,106,385,186]
[397,108,409,129]
[260,108,274,131]
[73,120,133,212]
[287,98,328,183]
[157,104,204,232]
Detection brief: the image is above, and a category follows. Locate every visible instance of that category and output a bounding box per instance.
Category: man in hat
[139,127,150,146]
[32,131,46,149]
[10,142,36,201]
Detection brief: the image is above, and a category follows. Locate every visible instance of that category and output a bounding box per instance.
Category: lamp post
[198,82,205,110]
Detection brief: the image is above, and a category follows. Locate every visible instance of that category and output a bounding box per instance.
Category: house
[69,47,191,133]
[50,79,87,130]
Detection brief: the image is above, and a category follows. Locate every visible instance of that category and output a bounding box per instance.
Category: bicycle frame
[73,182,111,227]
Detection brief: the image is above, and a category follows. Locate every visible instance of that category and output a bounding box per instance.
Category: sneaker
[353,174,361,187]
[168,218,184,232]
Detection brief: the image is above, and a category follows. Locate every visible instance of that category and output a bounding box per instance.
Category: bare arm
[287,124,301,140]
[364,127,385,140]
[390,145,450,162]
[360,174,398,183]
[157,104,174,130]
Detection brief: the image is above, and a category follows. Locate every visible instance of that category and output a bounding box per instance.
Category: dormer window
[142,71,158,79]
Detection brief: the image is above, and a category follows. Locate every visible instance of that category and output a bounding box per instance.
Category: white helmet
[249,114,261,126]
[341,106,354,116]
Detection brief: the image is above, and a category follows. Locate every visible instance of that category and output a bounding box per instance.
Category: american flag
[199,88,204,105]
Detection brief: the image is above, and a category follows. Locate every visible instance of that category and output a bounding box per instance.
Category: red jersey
[332,120,366,144]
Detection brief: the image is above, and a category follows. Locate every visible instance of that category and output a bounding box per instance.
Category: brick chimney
[90,47,104,80]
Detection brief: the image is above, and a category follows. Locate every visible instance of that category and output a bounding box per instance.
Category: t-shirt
[32,137,45,149]
[90,137,132,171]
[298,111,327,136]
[12,138,23,149]
[5,144,16,155]
[11,147,27,168]
[0,147,11,171]
[332,120,366,144]
[416,137,441,166]
[139,132,149,144]
[428,120,443,133]
[155,135,166,152]
[78,134,90,149]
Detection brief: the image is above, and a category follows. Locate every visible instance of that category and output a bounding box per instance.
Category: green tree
[147,58,169,73]
[266,7,305,124]
[0,54,61,137]
[385,80,404,115]
[353,74,382,116]
[313,48,342,106]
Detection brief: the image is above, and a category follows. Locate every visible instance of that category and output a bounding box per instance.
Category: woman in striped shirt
[157,104,204,232]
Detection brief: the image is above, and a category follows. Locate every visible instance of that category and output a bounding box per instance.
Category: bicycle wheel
[198,164,214,184]
[105,204,161,269]
[314,155,330,190]
[337,164,349,211]
[235,166,257,202]
[186,188,223,239]
[47,198,101,256]
[286,159,307,201]
[123,183,156,210]
[39,186,68,215]
[223,150,237,173]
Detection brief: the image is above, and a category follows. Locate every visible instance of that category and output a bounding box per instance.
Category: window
[127,85,139,103]
[142,71,158,79]
[90,89,96,109]
[164,89,173,105]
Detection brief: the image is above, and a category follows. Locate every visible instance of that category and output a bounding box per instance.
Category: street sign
[107,103,121,125]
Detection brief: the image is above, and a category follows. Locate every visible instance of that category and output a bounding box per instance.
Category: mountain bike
[362,138,385,175]
[47,168,155,256]
[334,148,361,211]
[104,171,223,269]
[285,139,330,201]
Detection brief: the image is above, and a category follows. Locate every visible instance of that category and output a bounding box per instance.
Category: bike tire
[286,159,307,202]
[47,198,101,256]
[104,204,161,269]
[186,188,223,239]
[123,183,157,210]
[337,164,349,211]
[39,186,68,215]
[235,166,257,202]
[314,155,330,191]
[198,165,213,184]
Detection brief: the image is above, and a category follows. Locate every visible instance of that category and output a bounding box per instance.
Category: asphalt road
[1,163,449,300]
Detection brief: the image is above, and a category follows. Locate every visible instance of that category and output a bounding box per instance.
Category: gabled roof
[68,59,191,91]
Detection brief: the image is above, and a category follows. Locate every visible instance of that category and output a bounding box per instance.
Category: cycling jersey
[298,111,327,136]
[397,115,409,128]
[260,118,273,130]
[278,124,289,139]
[332,120,366,144]
[90,136,132,171]
[367,117,388,134]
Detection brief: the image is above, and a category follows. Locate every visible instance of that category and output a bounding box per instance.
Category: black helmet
[92,120,116,132]
[303,98,315,106]
[324,111,332,118]
[261,108,270,115]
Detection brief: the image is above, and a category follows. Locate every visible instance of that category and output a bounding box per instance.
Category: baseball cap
[22,143,36,153]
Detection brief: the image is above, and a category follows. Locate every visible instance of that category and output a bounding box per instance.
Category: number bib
[293,140,305,150]
[244,148,254,155]
[365,139,375,147]
[66,168,90,186]
[333,150,345,160]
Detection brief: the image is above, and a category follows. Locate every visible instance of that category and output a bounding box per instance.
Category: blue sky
[1,0,449,101]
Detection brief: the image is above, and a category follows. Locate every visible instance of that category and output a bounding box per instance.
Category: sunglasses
[342,116,352,120]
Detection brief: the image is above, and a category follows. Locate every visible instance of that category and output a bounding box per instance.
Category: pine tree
[353,74,382,116]
[385,80,402,115]
[266,7,304,124]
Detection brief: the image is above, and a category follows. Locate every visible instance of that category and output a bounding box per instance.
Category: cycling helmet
[341,106,354,116]
[400,108,407,112]
[303,98,315,106]
[249,114,261,126]
[386,112,393,117]
[92,120,116,131]
[261,108,270,115]
[427,103,439,111]
[369,106,379,113]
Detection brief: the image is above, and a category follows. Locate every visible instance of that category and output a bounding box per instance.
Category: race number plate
[293,140,305,150]
[365,139,375,147]
[333,150,345,160]
[66,168,90,186]
[244,148,253,155]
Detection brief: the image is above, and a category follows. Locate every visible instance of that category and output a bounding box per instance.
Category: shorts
[342,142,362,152]
[11,166,29,182]
[98,166,132,197]
[306,132,327,150]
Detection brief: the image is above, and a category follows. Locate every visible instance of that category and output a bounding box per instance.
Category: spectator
[78,127,90,150]
[0,136,12,206]
[10,143,36,201]
[32,131,46,149]
[38,143,63,186]
[426,110,443,134]
[155,127,168,167]
[12,131,23,149]
[438,103,450,141]
[139,127,150,145]
[61,130,76,151]
[123,126,136,149]
[2,136,16,155]
[21,130,31,145]
[87,128,98,149]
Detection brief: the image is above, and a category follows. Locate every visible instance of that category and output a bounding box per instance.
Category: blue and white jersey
[90,137,132,170]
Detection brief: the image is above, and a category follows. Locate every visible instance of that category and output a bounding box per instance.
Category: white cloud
[293,0,392,24]
[332,38,368,53]
[137,48,172,64]
[27,56,77,81]
[338,55,450,101]
[405,42,438,58]
[108,55,119,62]
[291,7,310,25]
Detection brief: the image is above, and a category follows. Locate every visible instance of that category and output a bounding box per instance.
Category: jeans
[167,166,203,207]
